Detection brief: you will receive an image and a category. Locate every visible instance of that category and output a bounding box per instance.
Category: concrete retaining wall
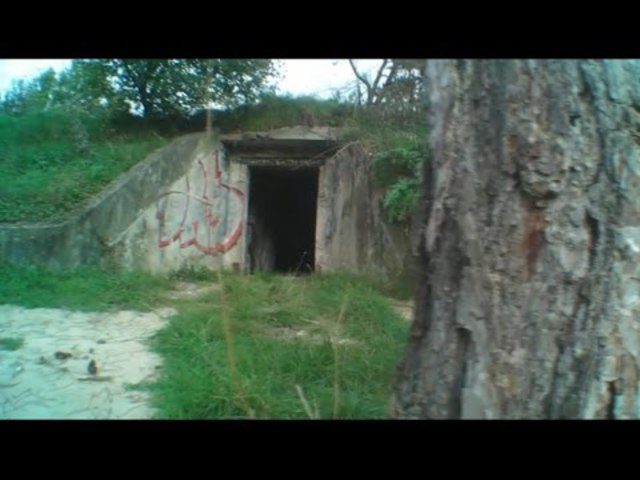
[1,130,411,278]
[0,133,233,271]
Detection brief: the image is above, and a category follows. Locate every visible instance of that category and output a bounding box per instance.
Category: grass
[0,264,410,419]
[0,110,168,223]
[147,271,409,419]
[0,264,172,311]
[0,336,24,351]
[210,94,352,132]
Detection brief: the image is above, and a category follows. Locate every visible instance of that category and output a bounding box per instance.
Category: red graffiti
[156,151,244,255]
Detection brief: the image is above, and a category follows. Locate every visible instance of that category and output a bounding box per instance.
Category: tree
[0,61,125,117]
[348,59,423,106]
[52,60,126,114]
[391,59,640,419]
[101,59,277,119]
[0,68,57,114]
[348,59,390,106]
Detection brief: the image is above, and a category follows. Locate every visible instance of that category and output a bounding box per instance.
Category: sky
[0,59,384,99]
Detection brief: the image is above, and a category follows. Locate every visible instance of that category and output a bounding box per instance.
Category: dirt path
[0,305,176,419]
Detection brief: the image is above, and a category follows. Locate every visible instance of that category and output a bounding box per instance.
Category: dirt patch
[164,282,220,300]
[264,326,357,346]
[0,305,176,419]
[388,299,414,323]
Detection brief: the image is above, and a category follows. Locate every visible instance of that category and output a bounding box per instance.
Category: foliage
[97,59,278,119]
[346,59,424,127]
[0,109,167,222]
[0,59,279,121]
[148,272,409,419]
[0,337,25,351]
[371,140,426,224]
[0,265,409,419]
[338,60,427,225]
[208,93,352,132]
[382,177,421,224]
[0,265,172,311]
[340,107,428,225]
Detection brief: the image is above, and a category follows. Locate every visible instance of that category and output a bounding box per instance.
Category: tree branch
[370,59,389,105]
[348,59,372,105]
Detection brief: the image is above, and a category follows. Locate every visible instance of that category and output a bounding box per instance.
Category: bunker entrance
[248,166,319,274]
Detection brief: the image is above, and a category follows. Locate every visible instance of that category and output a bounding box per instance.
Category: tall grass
[0,264,172,311]
[148,272,409,419]
[0,109,168,223]
[0,264,410,418]
[208,94,352,132]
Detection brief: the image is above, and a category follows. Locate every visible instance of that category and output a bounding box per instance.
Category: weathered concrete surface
[0,132,250,273]
[222,127,340,167]
[0,133,206,270]
[316,142,406,278]
[0,126,412,279]
[0,305,175,419]
[115,138,249,273]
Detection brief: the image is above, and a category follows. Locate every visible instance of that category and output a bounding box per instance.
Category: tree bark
[391,60,640,419]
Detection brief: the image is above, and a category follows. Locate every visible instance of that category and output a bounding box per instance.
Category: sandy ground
[0,282,411,420]
[0,305,176,420]
[387,299,414,323]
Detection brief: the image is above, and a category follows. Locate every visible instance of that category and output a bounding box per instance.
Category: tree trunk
[391,60,640,419]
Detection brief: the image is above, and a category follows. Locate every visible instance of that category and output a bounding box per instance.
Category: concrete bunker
[221,128,336,275]
[1,127,406,279]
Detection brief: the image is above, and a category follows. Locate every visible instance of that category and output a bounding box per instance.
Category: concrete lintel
[220,126,342,162]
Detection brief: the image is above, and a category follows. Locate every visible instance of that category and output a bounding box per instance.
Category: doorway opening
[247,166,319,274]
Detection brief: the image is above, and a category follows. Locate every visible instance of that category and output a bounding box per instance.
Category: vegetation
[1,59,278,120]
[0,264,172,311]
[339,59,427,225]
[207,93,352,132]
[0,58,426,225]
[0,109,168,222]
[0,264,409,419]
[0,59,422,419]
[0,59,278,223]
[147,271,409,419]
[0,337,24,351]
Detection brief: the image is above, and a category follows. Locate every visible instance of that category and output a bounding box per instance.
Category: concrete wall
[115,137,249,273]
[0,131,410,278]
[315,142,407,279]
[0,133,249,272]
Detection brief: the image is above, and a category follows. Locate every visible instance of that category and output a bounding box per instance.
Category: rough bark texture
[392,60,640,419]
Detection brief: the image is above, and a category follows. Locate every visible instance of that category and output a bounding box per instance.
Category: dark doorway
[247,166,319,274]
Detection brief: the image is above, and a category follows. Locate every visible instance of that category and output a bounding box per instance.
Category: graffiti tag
[156,151,244,255]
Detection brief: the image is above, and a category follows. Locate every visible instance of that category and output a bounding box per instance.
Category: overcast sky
[0,59,384,99]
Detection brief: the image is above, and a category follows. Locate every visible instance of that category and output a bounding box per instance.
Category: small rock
[97,339,107,344]
[54,351,72,360]
[87,360,98,376]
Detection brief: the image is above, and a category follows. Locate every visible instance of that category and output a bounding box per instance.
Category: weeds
[148,272,409,419]
[0,337,24,351]
[0,110,167,223]
[0,264,172,311]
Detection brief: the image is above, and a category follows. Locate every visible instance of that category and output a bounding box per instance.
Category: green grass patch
[0,336,24,351]
[0,264,172,311]
[211,94,352,132]
[0,110,168,223]
[148,272,409,419]
[0,264,410,418]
